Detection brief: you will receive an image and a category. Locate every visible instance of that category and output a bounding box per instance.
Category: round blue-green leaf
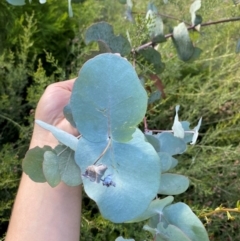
[75,130,160,223]
[157,222,191,241]
[145,134,160,152]
[158,173,189,195]
[156,132,187,156]
[22,146,52,182]
[55,145,82,186]
[43,151,61,187]
[158,152,178,173]
[163,202,210,241]
[71,53,148,143]
[128,196,174,223]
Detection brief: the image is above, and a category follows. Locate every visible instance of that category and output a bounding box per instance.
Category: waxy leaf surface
[22,146,52,182]
[75,129,161,223]
[43,151,61,187]
[158,173,189,195]
[55,145,82,186]
[70,53,148,143]
[163,202,210,241]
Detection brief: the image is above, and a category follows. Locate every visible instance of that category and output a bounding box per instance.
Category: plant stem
[134,17,240,52]
[93,138,111,165]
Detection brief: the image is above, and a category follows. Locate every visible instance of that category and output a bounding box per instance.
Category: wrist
[29,124,59,149]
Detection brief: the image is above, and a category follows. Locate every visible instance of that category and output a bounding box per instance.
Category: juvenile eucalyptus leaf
[158,152,177,173]
[43,151,61,187]
[138,48,165,74]
[181,121,193,143]
[188,47,202,62]
[127,196,174,223]
[63,104,76,128]
[98,40,111,53]
[158,173,190,195]
[172,105,184,138]
[85,22,131,56]
[156,132,187,156]
[145,134,160,152]
[190,0,201,26]
[6,0,25,5]
[163,202,210,241]
[70,53,148,143]
[172,22,194,62]
[146,3,165,42]
[148,90,161,104]
[157,222,191,241]
[22,146,52,182]
[55,145,82,186]
[35,120,78,151]
[75,129,161,223]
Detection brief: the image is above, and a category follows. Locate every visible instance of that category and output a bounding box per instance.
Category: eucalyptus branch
[134,17,240,52]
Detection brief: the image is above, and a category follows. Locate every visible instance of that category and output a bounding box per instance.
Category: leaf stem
[93,138,111,165]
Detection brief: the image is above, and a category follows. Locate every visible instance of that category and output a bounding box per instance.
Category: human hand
[30,78,79,149]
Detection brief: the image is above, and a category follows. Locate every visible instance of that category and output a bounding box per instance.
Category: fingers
[52,78,77,92]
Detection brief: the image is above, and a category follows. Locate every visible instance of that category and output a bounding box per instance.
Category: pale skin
[5,79,82,241]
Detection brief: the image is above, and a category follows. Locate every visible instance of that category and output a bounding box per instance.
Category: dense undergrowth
[0,0,240,240]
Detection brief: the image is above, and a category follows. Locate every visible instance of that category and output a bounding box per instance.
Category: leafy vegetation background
[0,0,240,240]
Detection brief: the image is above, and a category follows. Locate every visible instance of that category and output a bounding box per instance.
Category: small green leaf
[157,222,191,241]
[189,0,201,26]
[138,47,165,74]
[55,145,82,186]
[158,152,178,173]
[85,22,131,56]
[172,22,194,62]
[43,151,61,187]
[146,3,165,42]
[22,146,52,182]
[98,40,111,53]
[148,90,161,104]
[163,202,210,241]
[128,196,174,222]
[158,173,189,195]
[156,133,187,156]
[145,134,160,152]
